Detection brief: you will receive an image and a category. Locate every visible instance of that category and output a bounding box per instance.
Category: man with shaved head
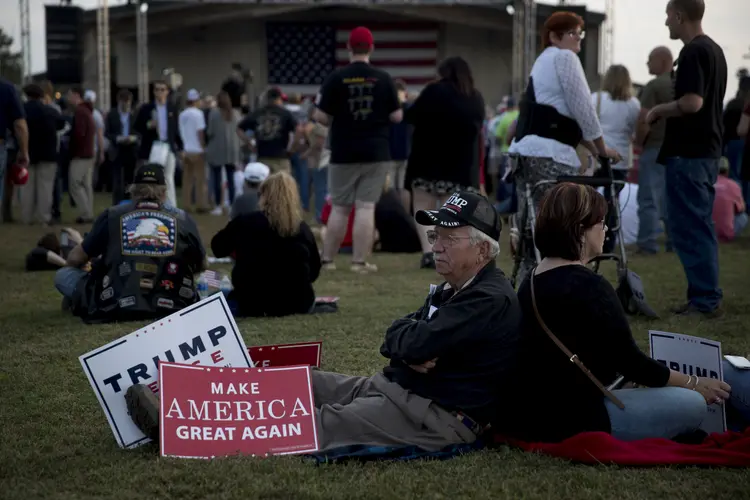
[646,0,728,317]
[635,45,674,255]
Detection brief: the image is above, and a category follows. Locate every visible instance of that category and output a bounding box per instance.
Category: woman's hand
[604,147,622,164]
[694,377,731,405]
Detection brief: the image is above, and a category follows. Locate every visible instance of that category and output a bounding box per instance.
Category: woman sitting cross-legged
[505,182,730,443]
[211,171,321,317]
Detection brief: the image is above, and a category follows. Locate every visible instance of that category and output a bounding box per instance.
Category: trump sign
[159,362,319,459]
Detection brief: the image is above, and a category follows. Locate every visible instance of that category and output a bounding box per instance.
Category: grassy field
[2,193,750,499]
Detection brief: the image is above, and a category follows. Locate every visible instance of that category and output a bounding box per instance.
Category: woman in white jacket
[509,11,620,284]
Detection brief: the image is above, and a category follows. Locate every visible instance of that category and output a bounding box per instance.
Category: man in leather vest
[54,163,206,323]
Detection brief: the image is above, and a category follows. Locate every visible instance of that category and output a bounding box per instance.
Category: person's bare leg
[352,201,376,267]
[321,204,351,265]
[399,188,411,213]
[412,189,438,254]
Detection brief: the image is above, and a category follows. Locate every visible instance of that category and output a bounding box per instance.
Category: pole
[96,0,111,111]
[19,0,31,83]
[136,1,149,105]
[523,0,537,82]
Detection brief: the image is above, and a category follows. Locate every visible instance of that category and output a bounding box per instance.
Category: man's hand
[408,358,438,374]
[645,104,665,125]
[16,150,29,168]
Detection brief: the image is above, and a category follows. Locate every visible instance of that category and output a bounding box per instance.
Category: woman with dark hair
[508,11,621,284]
[206,90,241,214]
[404,56,486,269]
[505,182,731,443]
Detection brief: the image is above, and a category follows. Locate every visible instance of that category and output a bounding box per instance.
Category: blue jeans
[637,147,669,253]
[291,154,310,211]
[210,164,236,206]
[604,387,707,441]
[735,212,749,238]
[665,157,723,311]
[724,139,745,182]
[54,267,88,299]
[312,166,328,223]
[0,143,6,210]
[495,155,514,206]
[723,360,750,432]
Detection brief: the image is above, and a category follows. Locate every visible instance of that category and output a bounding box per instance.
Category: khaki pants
[312,370,477,452]
[258,157,291,174]
[181,152,208,211]
[69,158,95,220]
[20,162,57,224]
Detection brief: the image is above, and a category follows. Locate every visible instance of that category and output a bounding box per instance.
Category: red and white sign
[248,341,322,368]
[159,362,319,459]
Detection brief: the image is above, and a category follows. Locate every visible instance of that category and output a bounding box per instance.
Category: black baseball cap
[133,163,166,185]
[415,191,502,241]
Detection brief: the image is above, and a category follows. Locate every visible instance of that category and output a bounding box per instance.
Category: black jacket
[210,212,321,317]
[133,101,182,159]
[105,107,137,160]
[24,99,66,164]
[380,261,522,424]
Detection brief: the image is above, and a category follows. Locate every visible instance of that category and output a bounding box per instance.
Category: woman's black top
[404,80,485,189]
[211,212,321,317]
[506,265,670,442]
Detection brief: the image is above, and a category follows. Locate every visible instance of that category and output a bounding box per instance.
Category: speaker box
[45,5,84,85]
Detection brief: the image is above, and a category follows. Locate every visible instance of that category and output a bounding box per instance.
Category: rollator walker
[508,155,658,319]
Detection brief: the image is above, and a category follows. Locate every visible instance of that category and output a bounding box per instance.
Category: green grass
[1,193,749,499]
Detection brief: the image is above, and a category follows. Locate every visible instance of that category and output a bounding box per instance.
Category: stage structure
[75,1,605,107]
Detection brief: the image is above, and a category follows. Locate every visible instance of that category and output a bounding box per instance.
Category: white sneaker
[210,207,223,216]
[350,262,377,274]
[322,261,337,271]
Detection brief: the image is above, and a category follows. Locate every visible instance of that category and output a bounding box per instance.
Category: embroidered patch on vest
[120,210,177,257]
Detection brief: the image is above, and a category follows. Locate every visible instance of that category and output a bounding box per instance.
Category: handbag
[148,141,171,166]
[530,270,626,410]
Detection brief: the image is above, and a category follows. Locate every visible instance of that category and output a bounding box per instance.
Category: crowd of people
[3,0,750,454]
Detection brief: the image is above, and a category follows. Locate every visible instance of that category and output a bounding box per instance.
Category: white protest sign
[648,330,726,434]
[79,293,253,449]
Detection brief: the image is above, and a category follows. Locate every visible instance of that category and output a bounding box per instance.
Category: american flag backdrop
[266,22,439,97]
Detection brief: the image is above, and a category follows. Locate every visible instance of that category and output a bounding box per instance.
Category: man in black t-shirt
[314,26,403,274]
[646,0,727,317]
[237,87,297,173]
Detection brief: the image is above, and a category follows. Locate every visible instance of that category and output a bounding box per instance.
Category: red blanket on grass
[495,429,750,467]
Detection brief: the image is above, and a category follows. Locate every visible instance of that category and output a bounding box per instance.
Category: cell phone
[724,355,750,370]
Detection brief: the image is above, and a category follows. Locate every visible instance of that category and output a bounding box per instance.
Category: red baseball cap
[348,26,374,50]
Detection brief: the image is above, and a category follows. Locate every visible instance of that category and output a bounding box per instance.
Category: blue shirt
[0,78,25,141]
[156,104,168,142]
[119,110,130,137]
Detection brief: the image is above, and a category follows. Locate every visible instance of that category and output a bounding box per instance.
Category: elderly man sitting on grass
[126,191,522,453]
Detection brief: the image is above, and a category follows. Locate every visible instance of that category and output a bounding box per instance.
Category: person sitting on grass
[211,171,321,317]
[319,174,421,255]
[230,161,270,219]
[127,191,523,453]
[54,164,206,323]
[25,228,82,272]
[712,157,747,243]
[505,182,731,443]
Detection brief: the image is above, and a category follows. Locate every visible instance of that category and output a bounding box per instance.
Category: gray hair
[127,183,167,202]
[468,226,500,259]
